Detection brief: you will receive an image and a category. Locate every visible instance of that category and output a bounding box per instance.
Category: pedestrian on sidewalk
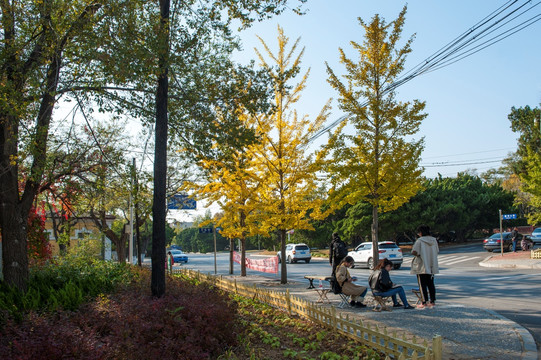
[369,259,414,309]
[335,256,367,308]
[411,225,439,309]
[511,227,520,252]
[329,232,348,277]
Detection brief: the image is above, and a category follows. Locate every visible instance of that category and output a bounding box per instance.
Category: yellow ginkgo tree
[182,111,268,277]
[320,7,427,267]
[253,26,330,284]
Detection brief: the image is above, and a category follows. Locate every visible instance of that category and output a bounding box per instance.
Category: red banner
[233,251,278,274]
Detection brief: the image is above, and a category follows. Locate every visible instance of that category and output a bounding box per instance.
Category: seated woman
[335,256,367,308]
[521,237,533,251]
[368,259,414,309]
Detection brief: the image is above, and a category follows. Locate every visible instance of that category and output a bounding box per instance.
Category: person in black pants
[410,225,439,308]
[329,232,347,276]
[511,227,520,252]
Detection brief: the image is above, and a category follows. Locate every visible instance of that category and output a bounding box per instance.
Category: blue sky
[233,0,541,178]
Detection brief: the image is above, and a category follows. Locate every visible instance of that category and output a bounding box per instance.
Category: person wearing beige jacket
[335,256,367,308]
[410,224,439,309]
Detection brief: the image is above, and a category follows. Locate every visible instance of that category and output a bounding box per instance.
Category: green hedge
[0,256,136,323]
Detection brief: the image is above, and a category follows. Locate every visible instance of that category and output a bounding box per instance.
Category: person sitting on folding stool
[369,259,415,309]
[335,256,367,308]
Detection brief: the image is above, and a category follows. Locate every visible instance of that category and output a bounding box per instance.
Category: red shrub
[0,272,240,359]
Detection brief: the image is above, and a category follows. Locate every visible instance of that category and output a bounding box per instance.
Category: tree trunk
[0,53,61,291]
[0,207,29,290]
[229,238,234,274]
[89,210,127,263]
[280,229,287,284]
[240,238,246,276]
[151,0,170,298]
[371,205,379,268]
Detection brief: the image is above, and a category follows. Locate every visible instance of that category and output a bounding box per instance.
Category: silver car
[530,228,541,244]
[348,241,403,270]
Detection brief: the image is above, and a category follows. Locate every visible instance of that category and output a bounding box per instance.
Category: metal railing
[176,269,442,360]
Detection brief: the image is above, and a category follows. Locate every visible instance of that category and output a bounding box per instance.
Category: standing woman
[411,225,439,308]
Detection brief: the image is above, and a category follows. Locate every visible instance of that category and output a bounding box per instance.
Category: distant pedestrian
[166,251,174,274]
[511,227,520,252]
[329,232,348,276]
[410,225,439,309]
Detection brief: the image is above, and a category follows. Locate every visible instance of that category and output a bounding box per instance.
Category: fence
[176,268,442,360]
[532,248,541,259]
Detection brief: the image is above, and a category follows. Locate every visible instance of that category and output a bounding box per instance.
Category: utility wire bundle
[308,0,541,144]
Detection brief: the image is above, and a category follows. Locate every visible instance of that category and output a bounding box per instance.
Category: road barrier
[176,268,442,360]
[532,249,541,259]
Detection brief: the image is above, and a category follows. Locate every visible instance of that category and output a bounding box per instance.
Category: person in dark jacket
[511,227,520,252]
[329,232,347,276]
[369,259,414,309]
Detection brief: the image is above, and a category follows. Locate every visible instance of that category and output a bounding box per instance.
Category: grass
[222,294,384,360]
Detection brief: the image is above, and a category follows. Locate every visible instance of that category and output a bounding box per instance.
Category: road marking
[441,256,480,265]
[402,255,480,265]
[477,273,541,282]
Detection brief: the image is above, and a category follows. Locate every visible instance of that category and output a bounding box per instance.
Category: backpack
[333,240,348,259]
[330,275,342,294]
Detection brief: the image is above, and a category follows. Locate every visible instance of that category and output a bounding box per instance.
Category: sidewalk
[228,253,540,360]
[479,248,541,269]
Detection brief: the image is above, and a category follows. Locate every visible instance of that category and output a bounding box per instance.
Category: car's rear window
[295,245,309,250]
[379,243,398,249]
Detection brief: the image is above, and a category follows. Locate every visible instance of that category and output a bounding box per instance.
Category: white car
[277,243,311,263]
[348,241,403,270]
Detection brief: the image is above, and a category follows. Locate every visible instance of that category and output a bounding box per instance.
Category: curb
[478,255,541,269]
[483,308,538,360]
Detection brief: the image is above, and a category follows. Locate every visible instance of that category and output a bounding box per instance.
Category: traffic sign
[502,214,517,220]
[167,194,196,210]
[199,227,213,234]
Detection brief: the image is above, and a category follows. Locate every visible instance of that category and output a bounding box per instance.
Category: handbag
[411,255,424,273]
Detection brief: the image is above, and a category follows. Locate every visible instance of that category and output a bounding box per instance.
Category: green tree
[507,104,541,175]
[321,7,426,266]
[0,0,109,290]
[519,148,541,225]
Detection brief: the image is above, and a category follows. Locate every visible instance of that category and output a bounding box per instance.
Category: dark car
[483,232,513,252]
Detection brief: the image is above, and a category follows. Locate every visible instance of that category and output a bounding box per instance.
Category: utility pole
[129,157,135,264]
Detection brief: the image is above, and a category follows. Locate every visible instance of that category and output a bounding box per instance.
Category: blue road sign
[199,227,213,234]
[502,214,517,220]
[167,194,196,210]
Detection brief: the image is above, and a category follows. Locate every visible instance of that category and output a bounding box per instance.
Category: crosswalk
[402,254,481,266]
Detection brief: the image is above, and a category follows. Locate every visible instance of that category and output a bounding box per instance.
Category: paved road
[176,243,541,357]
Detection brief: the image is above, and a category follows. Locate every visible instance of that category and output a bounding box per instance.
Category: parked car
[483,232,513,252]
[348,241,403,270]
[530,228,541,244]
[170,249,188,263]
[277,243,311,263]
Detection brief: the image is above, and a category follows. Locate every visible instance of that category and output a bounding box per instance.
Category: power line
[421,159,504,168]
[308,1,541,143]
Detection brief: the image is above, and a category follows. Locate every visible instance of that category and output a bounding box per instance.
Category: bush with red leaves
[0,270,240,360]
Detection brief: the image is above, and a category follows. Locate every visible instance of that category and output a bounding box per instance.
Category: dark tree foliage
[311,174,515,244]
[506,105,541,175]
